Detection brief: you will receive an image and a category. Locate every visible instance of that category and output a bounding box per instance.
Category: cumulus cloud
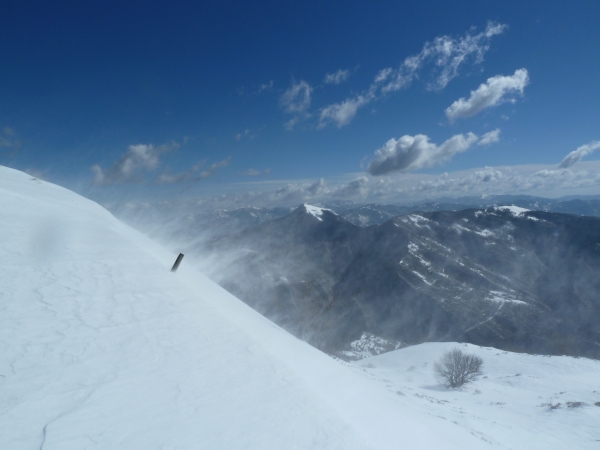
[332,176,369,198]
[318,22,506,128]
[91,142,179,185]
[558,141,600,168]
[271,178,328,203]
[279,80,312,129]
[324,69,351,85]
[91,142,229,185]
[478,129,501,146]
[445,69,529,122]
[367,133,479,175]
[239,168,271,177]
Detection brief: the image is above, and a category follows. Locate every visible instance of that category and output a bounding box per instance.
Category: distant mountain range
[110,195,600,248]
[193,204,600,360]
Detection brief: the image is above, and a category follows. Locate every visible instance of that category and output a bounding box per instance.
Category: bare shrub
[434,348,484,388]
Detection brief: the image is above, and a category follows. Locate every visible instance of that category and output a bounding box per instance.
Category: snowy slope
[351,343,600,449]
[0,166,488,449]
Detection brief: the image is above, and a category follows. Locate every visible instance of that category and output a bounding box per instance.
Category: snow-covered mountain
[106,195,600,248]
[1,166,499,449]
[2,166,600,449]
[197,203,600,359]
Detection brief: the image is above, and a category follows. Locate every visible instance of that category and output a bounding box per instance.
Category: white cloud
[445,69,529,122]
[332,176,369,198]
[258,80,274,93]
[421,22,507,91]
[324,69,351,85]
[235,129,253,141]
[91,142,179,185]
[271,178,328,203]
[0,126,21,152]
[478,129,501,146]
[380,21,507,93]
[118,159,600,211]
[280,80,312,114]
[279,80,313,129]
[239,168,271,177]
[318,22,507,128]
[367,133,479,175]
[558,140,600,168]
[318,94,373,128]
[197,157,232,180]
[156,161,204,184]
[91,142,229,185]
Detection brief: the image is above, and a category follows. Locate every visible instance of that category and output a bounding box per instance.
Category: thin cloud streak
[239,168,271,177]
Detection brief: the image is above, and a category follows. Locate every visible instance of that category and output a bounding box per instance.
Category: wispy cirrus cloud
[324,69,351,85]
[445,69,529,122]
[558,140,600,168]
[258,80,274,93]
[279,80,313,130]
[318,22,507,128]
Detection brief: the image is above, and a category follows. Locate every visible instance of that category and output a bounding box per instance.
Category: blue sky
[1,1,599,207]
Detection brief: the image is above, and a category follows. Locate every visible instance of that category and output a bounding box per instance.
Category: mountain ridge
[196,203,600,359]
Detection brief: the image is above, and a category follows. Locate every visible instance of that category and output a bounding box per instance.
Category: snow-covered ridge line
[492,205,530,216]
[303,203,337,221]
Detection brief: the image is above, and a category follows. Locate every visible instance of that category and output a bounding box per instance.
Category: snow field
[351,342,600,449]
[0,166,487,449]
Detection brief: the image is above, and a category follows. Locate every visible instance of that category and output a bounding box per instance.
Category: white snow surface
[303,203,336,221]
[492,205,530,216]
[1,166,489,449]
[352,343,600,449]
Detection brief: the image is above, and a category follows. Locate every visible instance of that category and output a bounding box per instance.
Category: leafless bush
[434,348,484,388]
